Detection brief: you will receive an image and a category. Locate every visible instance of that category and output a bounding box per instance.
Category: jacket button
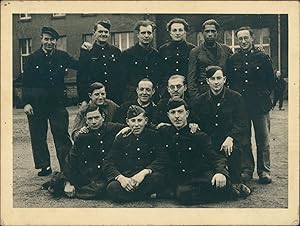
[136,137,139,141]
[217,103,220,107]
[125,153,128,155]
[98,133,101,136]
[176,61,179,64]
[104,79,108,83]
[176,142,179,145]
[97,165,101,168]
[165,144,168,147]
[245,71,248,74]
[182,169,186,173]
[87,145,91,148]
[256,66,260,70]
[145,66,148,70]
[216,114,218,118]
[135,61,138,64]
[165,57,168,60]
[104,63,107,66]
[102,55,105,58]
[102,150,105,153]
[36,65,39,68]
[215,123,218,126]
[245,62,248,65]
[100,140,103,144]
[176,53,179,56]
[176,132,179,135]
[245,80,248,83]
[84,160,87,164]
[176,69,179,71]
[138,157,140,160]
[188,147,192,151]
[104,72,107,75]
[234,68,237,71]
[137,147,140,151]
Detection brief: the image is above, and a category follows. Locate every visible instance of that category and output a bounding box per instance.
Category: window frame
[19,38,32,73]
[19,13,31,21]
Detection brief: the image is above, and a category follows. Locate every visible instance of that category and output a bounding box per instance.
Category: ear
[136,87,139,94]
[186,110,190,118]
[183,84,187,92]
[152,88,155,95]
[126,118,130,126]
[206,78,210,85]
[88,92,92,98]
[223,76,227,83]
[144,117,148,124]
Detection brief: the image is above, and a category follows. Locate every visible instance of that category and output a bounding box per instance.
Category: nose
[92,118,97,124]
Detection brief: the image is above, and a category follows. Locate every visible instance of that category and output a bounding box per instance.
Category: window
[52,13,66,18]
[197,32,205,46]
[56,36,67,51]
[224,28,271,55]
[19,14,31,21]
[83,33,93,43]
[19,39,32,73]
[111,32,134,51]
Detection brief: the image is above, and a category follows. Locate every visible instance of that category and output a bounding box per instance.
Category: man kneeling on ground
[158,98,251,204]
[103,105,167,202]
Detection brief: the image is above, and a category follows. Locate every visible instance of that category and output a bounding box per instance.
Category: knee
[176,185,194,204]
[106,181,125,202]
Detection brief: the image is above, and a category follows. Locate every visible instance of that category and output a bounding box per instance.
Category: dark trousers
[226,148,242,184]
[106,172,164,202]
[273,91,284,109]
[76,179,107,200]
[27,105,72,170]
[241,113,271,176]
[173,171,235,204]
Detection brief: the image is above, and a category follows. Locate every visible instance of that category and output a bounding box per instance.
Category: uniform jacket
[103,129,167,182]
[274,77,286,93]
[192,87,248,150]
[77,42,121,103]
[22,48,78,108]
[71,100,119,140]
[120,43,161,88]
[159,40,196,85]
[113,100,157,127]
[159,125,229,179]
[226,46,275,115]
[187,42,232,99]
[64,122,125,185]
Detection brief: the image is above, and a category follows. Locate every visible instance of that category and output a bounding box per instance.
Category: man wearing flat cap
[191,66,249,187]
[188,19,233,100]
[103,105,167,202]
[120,20,161,102]
[158,97,250,204]
[158,18,196,98]
[22,26,78,176]
[77,19,122,105]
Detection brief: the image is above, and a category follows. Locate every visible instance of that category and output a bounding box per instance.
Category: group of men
[22,17,278,204]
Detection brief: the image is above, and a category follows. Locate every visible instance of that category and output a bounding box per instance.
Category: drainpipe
[278,14,281,72]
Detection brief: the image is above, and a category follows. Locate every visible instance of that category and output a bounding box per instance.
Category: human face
[41,33,57,52]
[206,70,226,95]
[236,30,254,51]
[170,23,186,42]
[94,24,110,44]
[126,113,148,135]
[136,81,154,104]
[168,77,187,98]
[86,109,104,130]
[137,25,154,46]
[276,71,281,78]
[203,24,218,45]
[167,105,189,130]
[89,87,106,106]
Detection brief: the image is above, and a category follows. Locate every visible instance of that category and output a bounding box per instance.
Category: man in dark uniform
[227,26,275,184]
[158,98,250,204]
[120,20,161,102]
[188,19,232,99]
[272,70,286,110]
[77,19,122,104]
[103,105,166,202]
[113,78,157,128]
[61,105,125,199]
[158,18,195,97]
[72,82,119,140]
[192,66,249,185]
[22,26,78,176]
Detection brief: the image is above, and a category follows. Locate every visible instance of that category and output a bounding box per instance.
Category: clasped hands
[117,169,150,192]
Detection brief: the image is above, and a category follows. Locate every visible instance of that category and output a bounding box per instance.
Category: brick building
[13,13,288,107]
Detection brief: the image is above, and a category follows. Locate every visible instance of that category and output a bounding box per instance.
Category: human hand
[189,123,200,133]
[81,42,93,51]
[155,122,171,129]
[131,169,150,187]
[117,175,136,192]
[211,173,227,188]
[24,104,34,116]
[78,126,89,134]
[64,181,76,198]
[116,127,132,138]
[220,136,233,157]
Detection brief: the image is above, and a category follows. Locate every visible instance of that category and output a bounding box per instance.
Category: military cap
[126,105,145,119]
[41,26,59,39]
[96,19,111,31]
[205,65,223,78]
[167,97,189,111]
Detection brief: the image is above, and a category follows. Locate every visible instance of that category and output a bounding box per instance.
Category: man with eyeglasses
[120,20,161,102]
[227,26,275,184]
[158,18,195,97]
[77,19,122,104]
[188,19,232,100]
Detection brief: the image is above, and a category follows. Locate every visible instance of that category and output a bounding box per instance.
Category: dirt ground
[12,101,288,208]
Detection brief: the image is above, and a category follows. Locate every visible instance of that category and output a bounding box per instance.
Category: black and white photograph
[1,1,299,225]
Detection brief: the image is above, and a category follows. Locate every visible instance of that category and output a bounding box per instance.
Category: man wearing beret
[226,26,275,184]
[77,19,122,105]
[103,105,166,202]
[192,66,249,186]
[22,26,78,176]
[113,78,157,128]
[158,98,250,204]
[158,18,195,97]
[72,82,119,141]
[188,19,232,100]
[120,20,161,102]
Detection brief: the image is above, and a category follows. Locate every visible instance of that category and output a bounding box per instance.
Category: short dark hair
[168,74,186,85]
[134,20,156,32]
[84,104,105,118]
[202,19,220,31]
[235,26,254,37]
[88,82,105,94]
[167,97,189,111]
[166,18,189,32]
[137,78,154,88]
